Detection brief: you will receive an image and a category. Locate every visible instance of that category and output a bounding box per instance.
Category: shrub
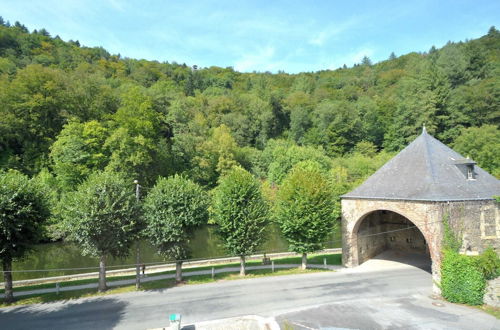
[474,247,500,280]
[441,250,485,305]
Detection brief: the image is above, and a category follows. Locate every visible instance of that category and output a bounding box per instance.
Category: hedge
[441,249,486,305]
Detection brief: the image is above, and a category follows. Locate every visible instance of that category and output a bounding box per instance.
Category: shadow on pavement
[0,297,127,330]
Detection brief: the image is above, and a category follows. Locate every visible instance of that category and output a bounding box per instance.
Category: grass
[1,253,341,294]
[1,266,328,307]
[476,305,500,319]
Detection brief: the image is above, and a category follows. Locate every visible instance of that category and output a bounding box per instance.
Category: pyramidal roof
[343,128,500,201]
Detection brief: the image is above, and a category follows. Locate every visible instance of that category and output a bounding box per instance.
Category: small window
[467,166,474,180]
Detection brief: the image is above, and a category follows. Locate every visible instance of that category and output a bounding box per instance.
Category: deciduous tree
[60,171,141,292]
[0,170,49,303]
[275,163,337,269]
[211,167,268,275]
[144,175,208,282]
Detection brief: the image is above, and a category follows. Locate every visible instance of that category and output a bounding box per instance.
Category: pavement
[0,251,498,330]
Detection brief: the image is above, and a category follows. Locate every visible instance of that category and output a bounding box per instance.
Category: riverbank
[1,252,342,307]
[2,248,341,288]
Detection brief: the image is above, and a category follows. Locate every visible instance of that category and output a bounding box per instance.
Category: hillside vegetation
[0,19,498,239]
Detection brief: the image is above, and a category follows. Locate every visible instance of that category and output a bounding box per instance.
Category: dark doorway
[356,210,431,272]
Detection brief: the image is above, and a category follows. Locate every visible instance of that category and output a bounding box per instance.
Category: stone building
[341,128,500,291]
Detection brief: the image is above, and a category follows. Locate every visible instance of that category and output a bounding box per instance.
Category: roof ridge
[421,130,437,183]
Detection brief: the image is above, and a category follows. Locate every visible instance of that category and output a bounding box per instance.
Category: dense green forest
[0,19,499,241]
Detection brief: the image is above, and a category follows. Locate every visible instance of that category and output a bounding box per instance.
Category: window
[467,166,474,180]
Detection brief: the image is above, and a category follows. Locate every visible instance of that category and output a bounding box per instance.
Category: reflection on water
[6,225,341,281]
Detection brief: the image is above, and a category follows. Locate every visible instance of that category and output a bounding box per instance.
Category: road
[0,257,498,330]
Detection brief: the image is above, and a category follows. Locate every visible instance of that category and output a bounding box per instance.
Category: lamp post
[134,179,141,290]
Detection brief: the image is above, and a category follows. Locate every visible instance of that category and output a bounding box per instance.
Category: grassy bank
[1,267,329,307]
[0,253,340,306]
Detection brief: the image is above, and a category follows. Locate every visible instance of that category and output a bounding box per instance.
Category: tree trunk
[2,257,14,304]
[239,255,246,276]
[98,255,107,292]
[301,252,307,270]
[175,261,183,283]
[135,242,141,290]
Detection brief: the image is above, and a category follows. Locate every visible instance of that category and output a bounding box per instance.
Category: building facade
[341,128,500,292]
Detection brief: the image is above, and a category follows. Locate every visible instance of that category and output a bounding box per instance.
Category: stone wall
[484,277,500,308]
[438,200,499,254]
[341,198,500,294]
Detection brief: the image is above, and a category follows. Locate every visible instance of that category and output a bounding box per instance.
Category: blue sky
[1,1,499,73]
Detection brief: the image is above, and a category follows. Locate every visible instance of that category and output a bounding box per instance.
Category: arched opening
[354,210,431,272]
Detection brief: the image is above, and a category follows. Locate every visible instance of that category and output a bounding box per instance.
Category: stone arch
[350,209,432,270]
[341,199,443,292]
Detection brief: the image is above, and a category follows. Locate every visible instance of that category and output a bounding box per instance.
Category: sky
[1,0,499,73]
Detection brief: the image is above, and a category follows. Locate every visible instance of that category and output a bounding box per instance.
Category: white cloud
[309,17,361,46]
[234,46,278,72]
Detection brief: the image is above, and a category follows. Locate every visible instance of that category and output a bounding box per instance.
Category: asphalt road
[0,257,498,330]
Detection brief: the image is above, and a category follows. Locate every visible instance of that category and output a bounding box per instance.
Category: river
[6,225,341,281]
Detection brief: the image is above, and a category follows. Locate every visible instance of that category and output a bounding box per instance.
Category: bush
[474,247,500,280]
[441,250,485,305]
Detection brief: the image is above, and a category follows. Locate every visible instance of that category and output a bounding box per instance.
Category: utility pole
[134,179,141,290]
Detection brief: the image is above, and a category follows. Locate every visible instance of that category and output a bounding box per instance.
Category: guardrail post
[56,282,60,295]
[211,267,215,280]
[271,261,274,273]
[324,257,327,269]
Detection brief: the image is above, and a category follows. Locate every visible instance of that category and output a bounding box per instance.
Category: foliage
[60,171,141,258]
[144,175,209,261]
[0,170,50,260]
[274,163,337,254]
[441,249,485,305]
[0,20,498,244]
[211,167,268,257]
[442,214,461,252]
[50,121,108,190]
[0,170,50,302]
[474,247,500,280]
[453,125,500,177]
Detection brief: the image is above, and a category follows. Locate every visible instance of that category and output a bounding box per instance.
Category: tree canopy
[274,163,337,268]
[211,167,268,275]
[0,170,49,303]
[144,175,208,281]
[60,171,141,291]
[0,18,497,246]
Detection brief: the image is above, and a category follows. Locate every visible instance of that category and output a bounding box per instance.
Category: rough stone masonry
[341,127,500,298]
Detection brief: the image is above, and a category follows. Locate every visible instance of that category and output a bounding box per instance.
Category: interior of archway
[356,210,431,271]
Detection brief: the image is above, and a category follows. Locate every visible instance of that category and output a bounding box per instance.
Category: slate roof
[342,128,500,201]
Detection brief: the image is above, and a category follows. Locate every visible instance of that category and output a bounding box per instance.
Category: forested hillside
[0,19,499,240]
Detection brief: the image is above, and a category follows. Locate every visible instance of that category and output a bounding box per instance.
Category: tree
[0,170,49,303]
[60,171,141,292]
[50,120,109,190]
[453,125,500,177]
[193,124,239,186]
[144,175,208,282]
[361,56,372,66]
[275,163,337,269]
[211,167,268,275]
